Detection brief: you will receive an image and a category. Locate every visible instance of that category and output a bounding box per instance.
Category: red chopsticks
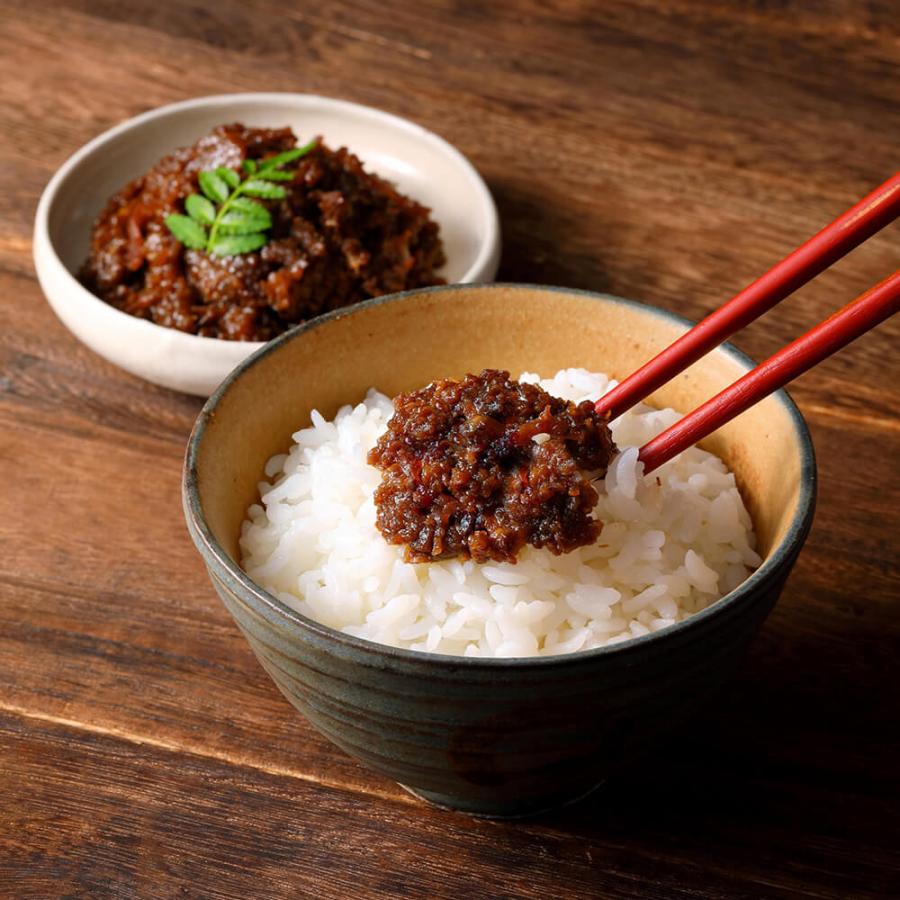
[595,172,900,421]
[590,173,900,474]
[638,270,900,473]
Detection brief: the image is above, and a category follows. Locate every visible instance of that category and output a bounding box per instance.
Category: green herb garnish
[165,139,316,256]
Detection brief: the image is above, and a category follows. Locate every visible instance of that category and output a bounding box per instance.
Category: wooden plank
[3,1,898,388]
[0,573,400,800]
[3,2,898,284]
[2,7,896,394]
[2,710,897,899]
[2,259,899,458]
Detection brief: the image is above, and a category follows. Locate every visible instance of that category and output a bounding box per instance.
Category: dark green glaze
[183,284,817,817]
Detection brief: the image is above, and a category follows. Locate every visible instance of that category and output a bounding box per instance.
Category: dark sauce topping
[79,124,445,340]
[367,369,616,564]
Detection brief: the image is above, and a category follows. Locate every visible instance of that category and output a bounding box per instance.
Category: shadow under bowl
[183,284,816,817]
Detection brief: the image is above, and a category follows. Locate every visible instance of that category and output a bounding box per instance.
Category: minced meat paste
[367,370,616,564]
[79,124,446,340]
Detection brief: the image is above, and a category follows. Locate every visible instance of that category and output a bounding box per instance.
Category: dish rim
[33,91,502,353]
[183,282,817,668]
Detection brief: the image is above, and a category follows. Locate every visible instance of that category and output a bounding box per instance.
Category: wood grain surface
[1,1,898,897]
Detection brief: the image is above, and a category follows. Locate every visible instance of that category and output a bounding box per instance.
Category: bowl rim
[33,91,502,354]
[183,282,817,668]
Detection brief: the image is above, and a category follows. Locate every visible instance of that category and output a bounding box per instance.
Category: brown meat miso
[79,124,446,340]
[368,370,616,564]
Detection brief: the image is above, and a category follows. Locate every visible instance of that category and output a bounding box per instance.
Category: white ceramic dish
[33,93,501,396]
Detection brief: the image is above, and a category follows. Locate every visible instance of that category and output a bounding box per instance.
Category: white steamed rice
[240,369,761,658]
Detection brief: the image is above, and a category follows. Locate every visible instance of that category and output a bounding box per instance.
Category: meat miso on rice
[240,369,760,658]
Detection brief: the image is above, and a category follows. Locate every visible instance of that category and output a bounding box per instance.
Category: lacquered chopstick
[637,270,900,474]
[595,172,900,421]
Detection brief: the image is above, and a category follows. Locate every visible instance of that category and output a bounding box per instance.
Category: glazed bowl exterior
[33,93,500,396]
[183,284,816,816]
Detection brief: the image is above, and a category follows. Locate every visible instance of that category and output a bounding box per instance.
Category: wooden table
[2,2,898,896]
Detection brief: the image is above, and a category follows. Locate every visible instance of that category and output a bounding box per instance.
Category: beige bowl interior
[194,286,806,570]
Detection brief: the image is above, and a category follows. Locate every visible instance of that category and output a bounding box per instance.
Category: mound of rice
[240,369,761,658]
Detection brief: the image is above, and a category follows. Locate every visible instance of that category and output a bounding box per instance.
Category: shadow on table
[487,176,614,292]
[531,616,898,852]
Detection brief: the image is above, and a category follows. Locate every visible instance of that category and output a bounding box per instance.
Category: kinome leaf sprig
[165,139,316,256]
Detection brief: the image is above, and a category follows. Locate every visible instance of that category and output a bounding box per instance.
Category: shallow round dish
[33,93,500,396]
[183,284,816,817]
